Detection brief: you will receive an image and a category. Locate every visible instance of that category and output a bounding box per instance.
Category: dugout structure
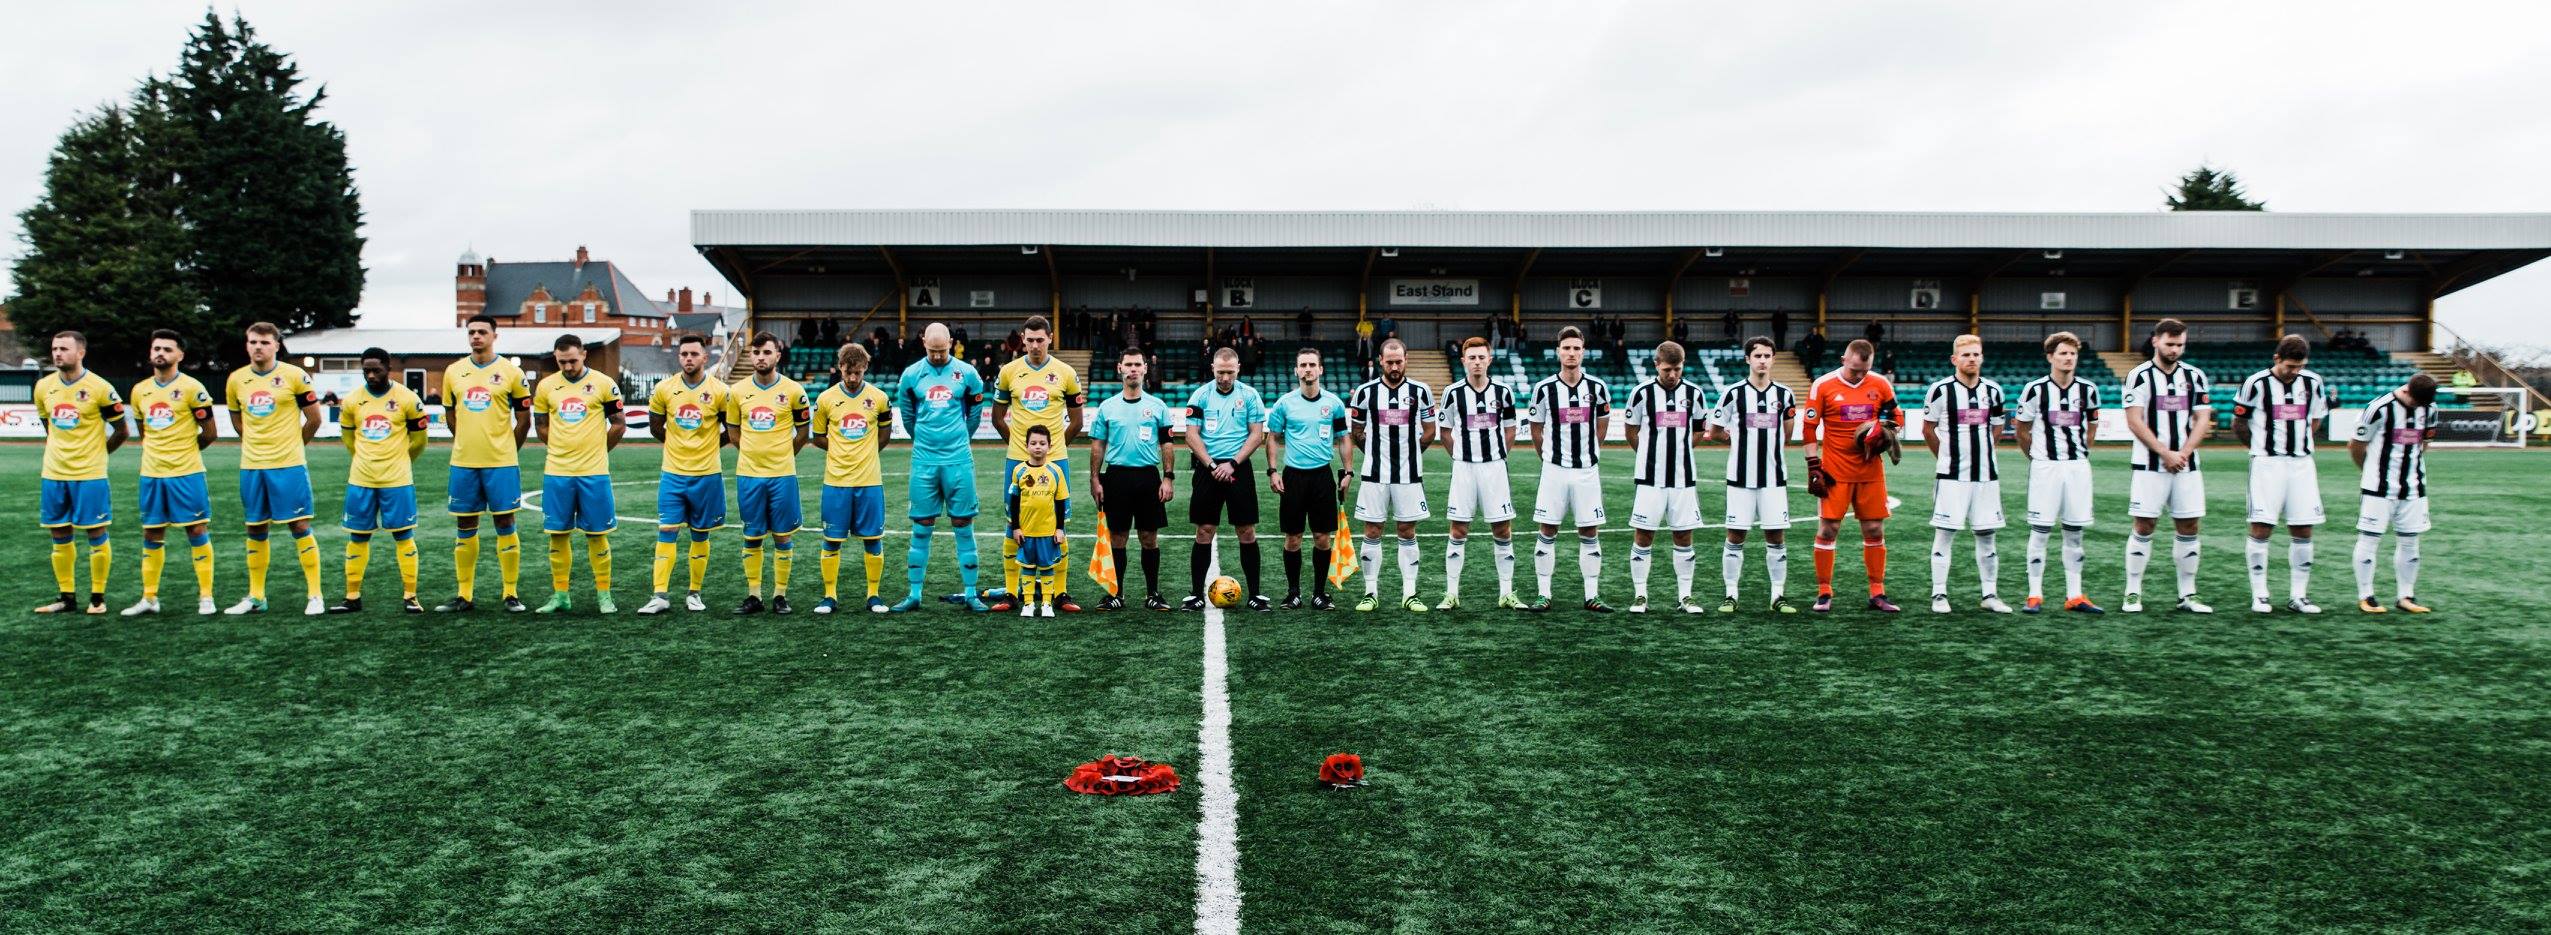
[692,209,2551,356]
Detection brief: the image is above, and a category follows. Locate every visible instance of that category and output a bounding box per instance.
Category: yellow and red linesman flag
[1327,505,1357,587]
[1088,511,1120,596]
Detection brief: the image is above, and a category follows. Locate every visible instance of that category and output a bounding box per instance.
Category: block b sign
[1389,278,1481,305]
[1221,278,1255,309]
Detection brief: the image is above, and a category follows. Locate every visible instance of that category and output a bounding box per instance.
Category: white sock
[1578,535,1603,600]
[1629,545,1653,599]
[2246,535,2272,602]
[2288,538,2313,601]
[1396,536,1420,599]
[1931,528,1956,597]
[1493,536,1515,596]
[2061,526,2086,599]
[2174,535,2202,599]
[1361,535,1383,597]
[1766,543,1788,598]
[2354,531,2380,601]
[1974,532,1999,599]
[2026,526,2050,600]
[1672,545,1696,600]
[1722,541,1744,599]
[2125,533,2153,595]
[2395,533,2421,600]
[1534,534,1556,598]
[1443,536,1467,596]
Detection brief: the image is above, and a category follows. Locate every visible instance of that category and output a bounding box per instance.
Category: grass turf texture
[3,441,2547,931]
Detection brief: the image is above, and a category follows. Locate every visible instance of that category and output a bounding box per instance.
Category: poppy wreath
[1317,752,1365,789]
[1065,755,1180,796]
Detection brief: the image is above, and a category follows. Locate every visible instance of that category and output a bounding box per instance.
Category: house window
[533,303,548,323]
[319,357,361,373]
[584,303,597,323]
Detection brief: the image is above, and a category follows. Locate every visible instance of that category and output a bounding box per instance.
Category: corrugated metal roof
[482,260,668,320]
[285,327,623,355]
[691,209,2551,251]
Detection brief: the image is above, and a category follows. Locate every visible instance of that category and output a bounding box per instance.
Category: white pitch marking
[1194,540,1241,935]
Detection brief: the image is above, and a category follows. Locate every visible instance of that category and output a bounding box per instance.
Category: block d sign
[1568,279,1602,310]
[1389,278,1481,305]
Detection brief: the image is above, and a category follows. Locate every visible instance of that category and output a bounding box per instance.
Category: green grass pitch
[3,440,2548,932]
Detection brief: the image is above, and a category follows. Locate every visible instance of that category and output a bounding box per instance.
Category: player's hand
[1269,470,1287,494]
[1805,457,1829,498]
[2161,450,2187,472]
[1213,460,1236,482]
[1158,478,1173,502]
[1092,481,1105,507]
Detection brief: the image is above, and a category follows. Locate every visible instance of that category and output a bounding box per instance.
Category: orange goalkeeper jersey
[1805,370,1899,484]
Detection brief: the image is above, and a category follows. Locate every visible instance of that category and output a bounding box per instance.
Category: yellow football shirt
[647,374,728,477]
[340,384,429,489]
[1007,461,1068,537]
[131,374,214,478]
[442,355,533,469]
[994,355,1083,461]
[533,369,621,477]
[723,374,808,479]
[814,380,892,487]
[37,370,124,482]
[226,363,317,470]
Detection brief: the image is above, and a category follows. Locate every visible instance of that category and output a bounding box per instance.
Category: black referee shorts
[1188,456,1261,527]
[1278,466,1340,536]
[1100,465,1167,535]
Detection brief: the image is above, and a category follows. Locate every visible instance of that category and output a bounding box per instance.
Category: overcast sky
[6,0,2547,348]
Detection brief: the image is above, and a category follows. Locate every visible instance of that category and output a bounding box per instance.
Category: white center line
[1195,541,1241,935]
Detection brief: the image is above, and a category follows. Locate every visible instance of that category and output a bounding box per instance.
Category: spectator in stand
[1723,309,1741,346]
[1375,313,1398,343]
[1670,316,1689,346]
[1355,317,1376,361]
[1298,306,1316,341]
[1800,327,1827,370]
[1240,315,1257,341]
[1863,320,1885,351]
[1772,309,1791,351]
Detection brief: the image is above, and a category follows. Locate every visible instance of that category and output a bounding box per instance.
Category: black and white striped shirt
[1711,379,1797,489]
[1436,380,1519,463]
[2122,360,2212,471]
[2353,393,2434,499]
[1923,377,2007,482]
[2015,376,2099,462]
[1625,379,1706,488]
[1350,377,1434,484]
[2234,368,2327,458]
[1528,373,1611,468]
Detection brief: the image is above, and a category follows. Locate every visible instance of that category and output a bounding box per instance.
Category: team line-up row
[27,316,2442,619]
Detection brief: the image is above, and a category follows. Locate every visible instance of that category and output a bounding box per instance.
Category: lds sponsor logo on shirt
[837,410,869,439]
[1021,385,1051,410]
[674,403,705,430]
[927,384,954,407]
[747,406,779,431]
[146,402,178,430]
[463,386,493,412]
[50,403,79,429]
[557,397,589,424]
[360,413,395,441]
[245,389,277,418]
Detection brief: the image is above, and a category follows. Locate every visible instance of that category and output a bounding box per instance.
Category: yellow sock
[245,535,271,600]
[1055,537,1071,595]
[549,533,573,594]
[294,531,321,599]
[772,542,792,596]
[652,537,677,594]
[1003,536,1021,597]
[141,542,166,600]
[821,540,843,599]
[495,529,521,598]
[51,540,76,595]
[454,534,480,600]
[862,538,885,598]
[396,537,419,599]
[688,539,710,592]
[588,534,612,593]
[344,539,372,599]
[191,541,215,600]
[742,541,764,597]
[89,540,112,595]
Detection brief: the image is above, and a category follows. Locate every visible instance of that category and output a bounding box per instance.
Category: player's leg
[2284,462,2324,610]
[138,525,169,609]
[586,480,617,611]
[1444,465,1475,606]
[541,477,579,612]
[2353,495,2387,611]
[650,474,686,609]
[2171,471,2209,610]
[1857,481,1893,607]
[1670,518,1698,607]
[817,484,848,610]
[691,476,722,602]
[770,478,803,610]
[1189,519,1219,608]
[735,476,769,610]
[1629,489,1659,607]
[1049,460,1078,610]
[2024,465,2054,610]
[1394,515,1423,607]
[2392,497,2429,610]
[278,466,322,613]
[2060,462,2093,609]
[1279,472,1308,605]
[1930,480,1963,608]
[1489,518,1518,605]
[2245,459,2280,608]
[902,467,946,607]
[1354,480,1387,605]
[1229,461,1264,606]
[335,486,378,611]
[1476,466,1519,606]
[853,486,887,609]
[1002,458,1025,600]
[1723,489,1753,604]
[485,467,525,606]
[947,467,982,604]
[1304,470,1338,604]
[1532,466,1567,604]
[37,480,79,611]
[1972,480,2006,610]
[1572,469,1607,608]
[1108,486,1141,609]
[2124,471,2163,609]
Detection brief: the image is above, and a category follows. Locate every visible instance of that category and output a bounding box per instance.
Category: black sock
[1112,545,1128,596]
[1240,541,1263,594]
[1190,547,1210,595]
[1283,548,1302,592]
[1311,548,1330,595]
[1142,547,1161,595]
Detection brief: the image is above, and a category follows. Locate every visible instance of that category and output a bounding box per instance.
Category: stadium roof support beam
[2114,248,2198,352]
[878,246,908,338]
[1043,246,1061,318]
[1662,248,1706,332]
[1509,248,1540,327]
[1814,249,1865,332]
[1203,247,1217,331]
[1356,248,1377,322]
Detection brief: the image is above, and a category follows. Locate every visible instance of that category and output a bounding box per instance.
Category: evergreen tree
[2165,165,2267,211]
[8,91,203,370]
[168,11,365,351]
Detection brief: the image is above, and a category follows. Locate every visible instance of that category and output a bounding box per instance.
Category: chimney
[455,250,487,324]
[574,245,589,268]
[678,287,694,312]
[666,288,675,303]
[703,291,713,306]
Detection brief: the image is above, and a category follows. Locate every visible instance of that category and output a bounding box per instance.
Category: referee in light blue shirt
[1182,348,1270,609]
[1265,346,1354,609]
[1089,349,1178,611]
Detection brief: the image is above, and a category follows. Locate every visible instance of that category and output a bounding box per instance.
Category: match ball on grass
[1207,576,1243,608]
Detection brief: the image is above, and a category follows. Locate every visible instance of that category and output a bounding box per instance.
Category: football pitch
[3,441,2548,932]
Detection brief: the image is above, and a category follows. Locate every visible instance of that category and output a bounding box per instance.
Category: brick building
[457,245,729,348]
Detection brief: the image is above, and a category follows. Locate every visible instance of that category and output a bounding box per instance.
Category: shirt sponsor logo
[1839,403,1874,421]
[1558,405,1591,425]
[747,405,779,431]
[1379,408,1412,426]
[360,412,395,441]
[463,385,493,412]
[1467,411,1500,430]
[2387,427,2423,446]
[50,403,79,430]
[245,389,277,419]
[145,402,178,431]
[673,403,704,430]
[1655,411,1687,429]
[1021,384,1051,411]
[2270,403,2307,421]
[2048,410,2085,427]
[1745,412,1777,429]
[1954,408,1987,426]
[927,384,954,408]
[558,397,590,424]
[837,410,869,440]
[2156,394,2190,413]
